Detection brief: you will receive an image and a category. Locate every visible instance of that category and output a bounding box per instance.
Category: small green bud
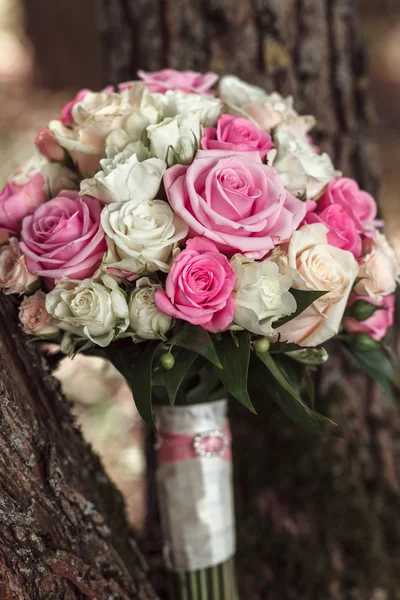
[254,337,271,353]
[351,333,380,351]
[160,352,175,370]
[351,300,380,322]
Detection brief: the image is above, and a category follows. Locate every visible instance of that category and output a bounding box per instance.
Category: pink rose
[20,190,106,282]
[35,128,65,162]
[0,173,47,235]
[164,149,306,258]
[318,178,377,235]
[137,69,218,95]
[201,114,274,160]
[19,290,59,337]
[304,204,362,257]
[0,238,38,294]
[59,88,90,126]
[155,237,236,333]
[344,293,395,341]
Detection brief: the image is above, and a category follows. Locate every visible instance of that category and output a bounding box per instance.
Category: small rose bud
[35,127,65,162]
[350,300,381,322]
[160,352,175,370]
[254,337,271,353]
[351,332,380,351]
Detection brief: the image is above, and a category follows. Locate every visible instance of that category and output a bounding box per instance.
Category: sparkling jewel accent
[193,429,229,458]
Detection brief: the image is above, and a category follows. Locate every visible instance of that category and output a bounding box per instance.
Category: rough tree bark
[98,2,400,599]
[0,295,157,599]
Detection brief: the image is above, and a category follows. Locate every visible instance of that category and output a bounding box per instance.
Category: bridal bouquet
[0,68,398,595]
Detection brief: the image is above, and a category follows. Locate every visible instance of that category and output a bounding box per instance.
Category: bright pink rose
[201,114,274,160]
[20,190,106,282]
[137,69,218,95]
[155,237,236,333]
[318,178,377,235]
[304,204,362,257]
[0,173,47,235]
[35,128,64,162]
[59,88,90,126]
[344,293,395,341]
[163,149,306,258]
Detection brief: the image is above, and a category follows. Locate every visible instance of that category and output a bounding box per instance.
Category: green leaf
[164,348,198,406]
[346,344,397,405]
[269,342,304,354]
[275,288,328,328]
[169,322,222,368]
[256,351,332,433]
[214,331,255,413]
[106,342,159,428]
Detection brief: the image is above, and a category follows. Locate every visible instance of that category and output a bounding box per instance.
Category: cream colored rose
[147,111,202,166]
[0,238,38,295]
[355,233,400,301]
[129,277,172,340]
[11,152,79,196]
[80,152,166,204]
[231,254,296,337]
[157,90,222,125]
[101,198,188,275]
[219,75,267,107]
[270,130,339,199]
[275,224,359,346]
[19,290,59,337]
[46,274,129,347]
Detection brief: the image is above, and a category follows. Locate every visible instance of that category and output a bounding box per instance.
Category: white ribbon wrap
[154,400,236,572]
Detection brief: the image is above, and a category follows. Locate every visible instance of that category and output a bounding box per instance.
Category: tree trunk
[98,1,400,599]
[0,294,157,600]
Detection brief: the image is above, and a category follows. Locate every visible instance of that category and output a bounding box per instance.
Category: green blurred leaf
[106,341,159,428]
[269,342,304,354]
[275,289,328,328]
[164,347,198,406]
[169,322,222,368]
[214,331,255,413]
[346,344,397,405]
[256,351,333,433]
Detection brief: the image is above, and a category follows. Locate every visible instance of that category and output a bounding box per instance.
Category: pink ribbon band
[157,423,232,466]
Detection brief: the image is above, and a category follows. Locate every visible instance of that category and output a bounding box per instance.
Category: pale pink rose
[0,238,38,294]
[19,290,59,336]
[164,149,306,259]
[0,172,47,234]
[35,128,65,162]
[155,237,236,333]
[275,224,359,346]
[318,178,377,235]
[60,88,90,126]
[201,114,274,160]
[344,293,395,341]
[304,204,362,257]
[137,69,218,95]
[20,191,106,282]
[355,232,400,300]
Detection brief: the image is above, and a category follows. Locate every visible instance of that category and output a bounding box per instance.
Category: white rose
[80,152,166,204]
[270,129,339,199]
[231,254,296,337]
[129,277,172,340]
[355,233,400,300]
[275,224,359,346]
[101,198,188,275]
[19,290,59,337]
[147,111,202,166]
[219,75,267,107]
[45,274,129,347]
[10,152,79,196]
[156,90,222,125]
[0,238,38,295]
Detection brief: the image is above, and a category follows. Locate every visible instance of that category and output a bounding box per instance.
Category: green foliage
[274,288,328,328]
[345,343,398,405]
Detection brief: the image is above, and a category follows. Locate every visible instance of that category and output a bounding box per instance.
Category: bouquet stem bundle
[169,557,239,600]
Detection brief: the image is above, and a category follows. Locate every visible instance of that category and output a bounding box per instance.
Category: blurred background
[1,0,399,530]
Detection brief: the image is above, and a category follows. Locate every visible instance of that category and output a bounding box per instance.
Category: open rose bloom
[1,70,398,433]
